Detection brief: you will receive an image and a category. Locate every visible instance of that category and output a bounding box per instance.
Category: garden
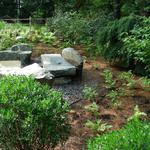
[0,0,150,150]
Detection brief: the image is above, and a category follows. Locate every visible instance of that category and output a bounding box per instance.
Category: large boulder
[41,54,76,77]
[62,48,83,76]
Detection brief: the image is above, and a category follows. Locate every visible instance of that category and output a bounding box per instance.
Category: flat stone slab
[41,54,76,77]
[0,60,21,68]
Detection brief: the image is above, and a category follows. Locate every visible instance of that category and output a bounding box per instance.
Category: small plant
[0,75,70,149]
[128,105,147,122]
[93,63,100,70]
[118,71,136,88]
[102,69,116,89]
[85,120,112,133]
[139,77,150,92]
[106,90,119,105]
[83,85,98,101]
[85,102,99,116]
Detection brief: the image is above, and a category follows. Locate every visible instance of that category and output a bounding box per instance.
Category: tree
[0,0,17,17]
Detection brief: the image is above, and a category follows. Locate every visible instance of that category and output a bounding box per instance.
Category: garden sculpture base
[41,54,76,77]
[0,43,32,66]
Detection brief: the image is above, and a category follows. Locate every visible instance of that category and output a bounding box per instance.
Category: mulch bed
[32,43,150,150]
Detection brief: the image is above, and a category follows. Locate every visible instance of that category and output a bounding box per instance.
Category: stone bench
[41,54,76,77]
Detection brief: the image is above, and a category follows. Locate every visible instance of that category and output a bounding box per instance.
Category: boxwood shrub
[87,120,150,150]
[0,75,70,149]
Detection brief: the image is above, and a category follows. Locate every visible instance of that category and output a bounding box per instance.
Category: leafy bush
[121,17,150,76]
[96,15,138,61]
[0,76,70,149]
[96,16,150,76]
[87,119,150,150]
[48,11,90,45]
[48,11,112,55]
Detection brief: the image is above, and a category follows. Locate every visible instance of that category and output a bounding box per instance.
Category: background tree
[0,0,17,18]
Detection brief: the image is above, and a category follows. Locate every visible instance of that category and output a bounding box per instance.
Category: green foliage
[139,77,150,91]
[0,0,17,17]
[48,12,91,45]
[92,63,100,70]
[0,22,55,50]
[121,17,150,76]
[96,16,150,76]
[85,102,99,116]
[102,69,116,89]
[87,119,150,150]
[85,120,112,133]
[118,70,136,88]
[128,105,147,122]
[96,15,138,61]
[83,85,98,101]
[20,0,55,18]
[106,90,119,105]
[0,76,70,149]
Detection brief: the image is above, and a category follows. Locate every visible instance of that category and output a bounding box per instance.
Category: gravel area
[53,81,84,105]
[53,70,101,105]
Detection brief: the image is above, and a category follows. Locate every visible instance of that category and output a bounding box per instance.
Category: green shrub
[48,11,112,55]
[48,11,90,45]
[96,15,138,61]
[0,76,70,149]
[87,120,150,150]
[122,17,150,76]
[96,16,150,76]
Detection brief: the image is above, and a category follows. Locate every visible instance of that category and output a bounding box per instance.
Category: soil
[32,43,150,150]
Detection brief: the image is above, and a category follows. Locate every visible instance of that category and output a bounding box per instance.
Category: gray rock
[0,44,32,66]
[62,48,83,76]
[41,54,76,77]
[62,48,83,67]
[11,43,32,51]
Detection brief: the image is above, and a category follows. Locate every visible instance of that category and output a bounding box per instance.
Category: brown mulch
[32,43,150,150]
